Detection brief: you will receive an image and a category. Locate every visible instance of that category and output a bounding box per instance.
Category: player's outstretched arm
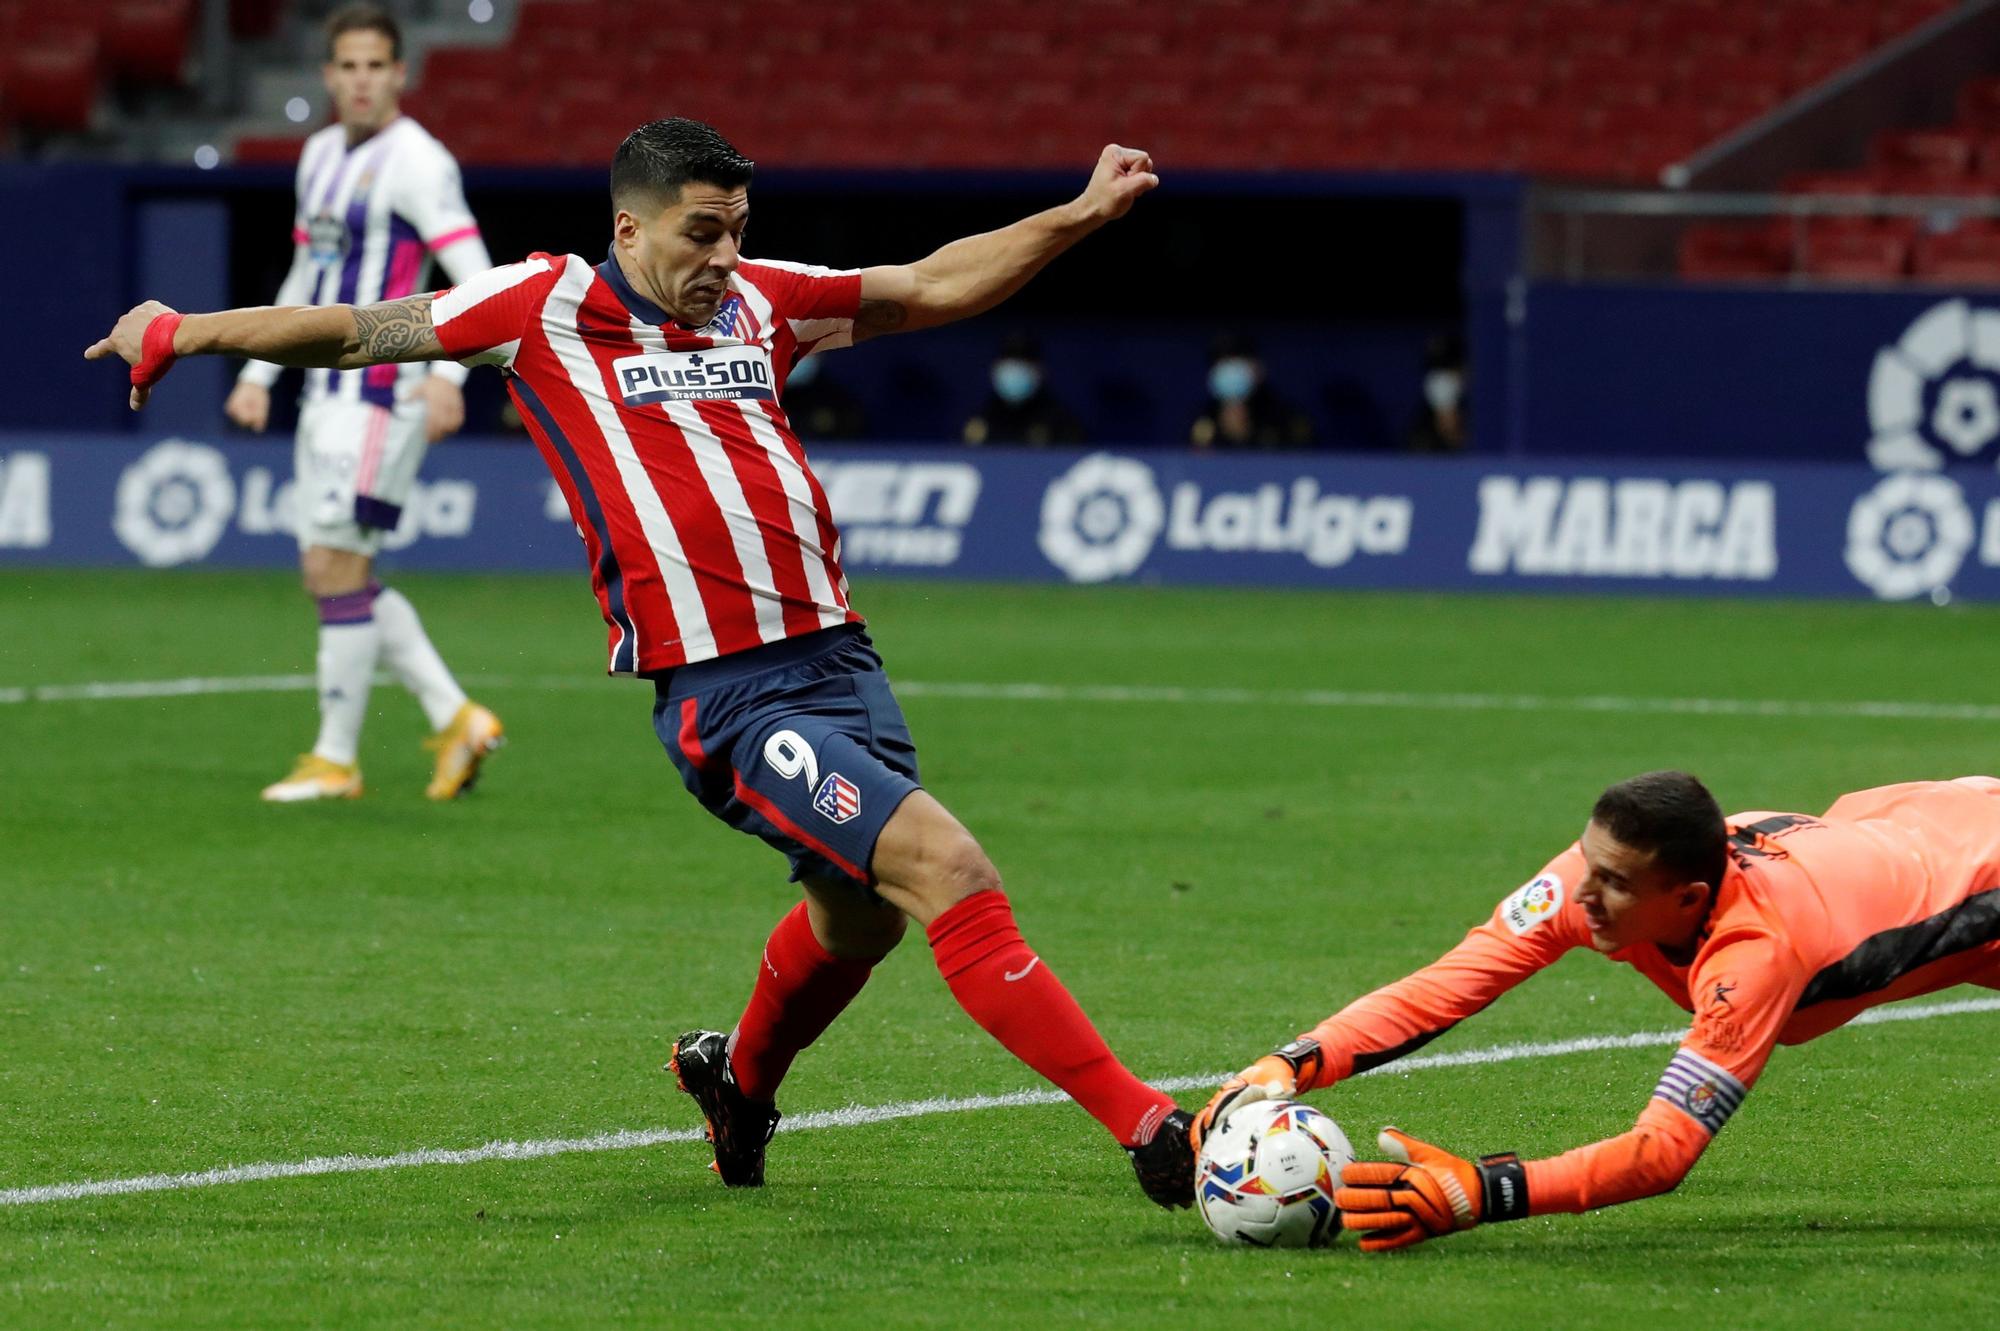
[851,143,1158,342]
[87,295,448,410]
[1194,891,1578,1152]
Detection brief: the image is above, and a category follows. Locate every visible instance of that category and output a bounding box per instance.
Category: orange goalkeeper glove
[1334,1127,1529,1251]
[1190,1038,1325,1154]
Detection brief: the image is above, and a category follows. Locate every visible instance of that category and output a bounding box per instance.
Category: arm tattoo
[351,294,438,363]
[853,297,908,341]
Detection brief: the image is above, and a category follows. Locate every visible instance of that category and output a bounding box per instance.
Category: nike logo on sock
[1003,957,1041,982]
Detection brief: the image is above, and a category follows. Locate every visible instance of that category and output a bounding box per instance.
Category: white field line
[0,674,320,704]
[7,672,2000,724]
[2,994,1995,1209]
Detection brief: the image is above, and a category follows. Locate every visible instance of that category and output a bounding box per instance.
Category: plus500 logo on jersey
[613,346,773,405]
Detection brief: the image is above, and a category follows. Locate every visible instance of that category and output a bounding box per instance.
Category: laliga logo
[1865,299,2000,471]
[1038,453,1166,583]
[1847,300,2000,599]
[1844,472,1976,601]
[1501,873,1563,936]
[113,439,236,566]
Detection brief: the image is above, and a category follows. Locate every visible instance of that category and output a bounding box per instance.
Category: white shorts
[293,397,429,555]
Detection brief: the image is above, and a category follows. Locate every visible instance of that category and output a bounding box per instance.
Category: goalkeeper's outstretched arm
[1192,919,1562,1149]
[87,295,447,409]
[1193,864,1588,1151]
[1331,935,1794,1250]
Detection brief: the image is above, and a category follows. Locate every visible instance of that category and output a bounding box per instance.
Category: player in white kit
[227,4,503,802]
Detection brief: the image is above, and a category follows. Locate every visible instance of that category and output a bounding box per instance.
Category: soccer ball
[1195,1099,1351,1248]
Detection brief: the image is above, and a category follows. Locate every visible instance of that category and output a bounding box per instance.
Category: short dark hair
[326,3,401,60]
[1591,770,1728,889]
[611,118,755,211]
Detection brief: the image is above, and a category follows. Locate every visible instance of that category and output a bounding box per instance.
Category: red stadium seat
[1877,0,1954,39]
[1431,7,1536,63]
[6,36,97,131]
[1554,6,1647,58]
[1912,223,2000,284]
[102,0,191,87]
[960,16,1052,59]
[1801,223,1912,281]
[1326,54,1435,99]
[1871,127,1982,182]
[1807,213,1919,242]
[7,6,103,44]
[1651,7,1759,60]
[453,126,525,167]
[1080,22,1168,63]
[420,48,497,88]
[1960,77,2000,132]
[1313,9,1403,60]
[1259,101,1347,168]
[1795,13,1878,62]
[204,0,1945,178]
[1784,169,1882,196]
[1689,53,1796,103]
[1587,103,1695,144]
[234,133,308,164]
[1678,222,1789,280]
[1562,55,1668,108]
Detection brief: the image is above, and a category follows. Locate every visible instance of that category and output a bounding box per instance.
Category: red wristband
[132,312,185,388]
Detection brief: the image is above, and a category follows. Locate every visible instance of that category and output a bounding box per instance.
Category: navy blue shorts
[653,625,922,887]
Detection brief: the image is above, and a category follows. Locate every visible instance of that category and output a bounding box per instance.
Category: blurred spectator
[1406,332,1469,453]
[962,334,1085,446]
[1190,334,1313,450]
[784,353,869,441]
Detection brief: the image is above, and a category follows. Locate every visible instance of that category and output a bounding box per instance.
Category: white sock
[374,585,468,732]
[311,586,384,767]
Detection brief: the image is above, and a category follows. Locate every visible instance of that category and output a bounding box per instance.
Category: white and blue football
[1194,1099,1351,1248]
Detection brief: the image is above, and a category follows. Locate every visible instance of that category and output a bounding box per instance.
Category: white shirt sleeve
[393,134,490,388]
[239,138,333,390]
[395,134,482,251]
[236,243,324,389]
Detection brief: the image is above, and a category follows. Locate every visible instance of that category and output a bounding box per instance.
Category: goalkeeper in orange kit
[1192,771,2000,1251]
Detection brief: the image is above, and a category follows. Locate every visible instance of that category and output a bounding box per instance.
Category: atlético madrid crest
[814,772,860,824]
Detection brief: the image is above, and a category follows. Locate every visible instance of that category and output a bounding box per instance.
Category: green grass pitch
[4,569,1999,1328]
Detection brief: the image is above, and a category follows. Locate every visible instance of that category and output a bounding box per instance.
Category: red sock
[926,889,1173,1147]
[728,902,876,1102]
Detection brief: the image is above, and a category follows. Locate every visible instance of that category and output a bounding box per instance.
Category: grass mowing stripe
[6,996,1993,1210]
[9,672,2000,723]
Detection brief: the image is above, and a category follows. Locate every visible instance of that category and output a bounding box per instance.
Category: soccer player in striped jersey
[90,119,1197,1207]
[1192,771,2000,1248]
[228,4,503,804]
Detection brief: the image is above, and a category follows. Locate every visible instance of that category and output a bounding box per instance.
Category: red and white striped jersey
[430,249,867,674]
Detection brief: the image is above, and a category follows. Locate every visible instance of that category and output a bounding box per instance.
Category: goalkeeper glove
[1334,1127,1529,1252]
[1189,1037,1325,1154]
